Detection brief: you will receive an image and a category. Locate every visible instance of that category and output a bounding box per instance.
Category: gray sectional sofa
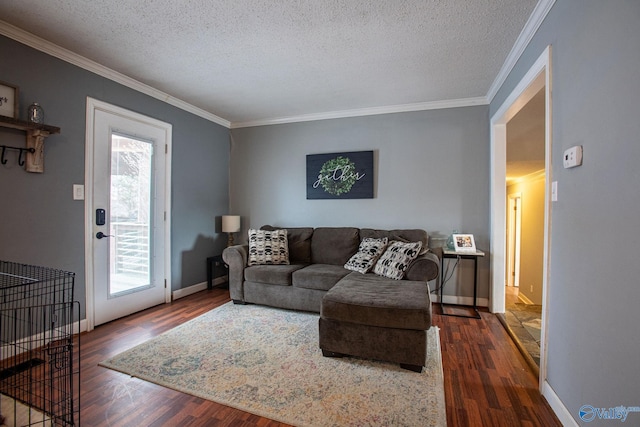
[222,225,440,371]
[223,226,439,311]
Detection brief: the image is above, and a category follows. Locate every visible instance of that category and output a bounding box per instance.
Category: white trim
[508,169,546,185]
[171,277,227,300]
[172,282,208,300]
[542,381,579,426]
[1,0,552,130]
[84,97,172,331]
[432,294,489,308]
[486,0,556,102]
[517,292,534,306]
[490,44,552,394]
[0,20,230,129]
[507,193,522,287]
[230,97,488,128]
[84,100,96,331]
[0,318,88,360]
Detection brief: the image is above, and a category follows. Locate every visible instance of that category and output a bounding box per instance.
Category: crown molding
[2,0,552,131]
[0,20,231,129]
[230,96,488,129]
[506,169,546,185]
[486,0,556,103]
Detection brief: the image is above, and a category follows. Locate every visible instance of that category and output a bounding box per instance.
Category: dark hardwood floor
[77,289,560,426]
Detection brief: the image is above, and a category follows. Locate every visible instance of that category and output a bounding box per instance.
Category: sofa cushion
[321,274,431,330]
[360,228,429,255]
[248,229,289,266]
[344,237,388,274]
[373,240,423,280]
[311,227,360,265]
[245,264,305,285]
[262,225,313,264]
[292,264,351,291]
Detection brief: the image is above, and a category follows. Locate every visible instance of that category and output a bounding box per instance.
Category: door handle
[96,232,113,239]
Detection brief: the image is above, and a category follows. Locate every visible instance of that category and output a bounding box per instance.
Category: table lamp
[222,215,241,247]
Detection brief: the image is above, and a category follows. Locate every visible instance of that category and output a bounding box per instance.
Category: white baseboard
[518,292,535,305]
[172,277,227,300]
[542,381,577,426]
[431,294,489,308]
[79,318,88,333]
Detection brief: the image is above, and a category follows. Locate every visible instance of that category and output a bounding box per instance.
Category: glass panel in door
[109,133,153,296]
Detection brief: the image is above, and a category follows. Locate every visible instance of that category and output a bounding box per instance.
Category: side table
[440,248,485,319]
[207,255,228,289]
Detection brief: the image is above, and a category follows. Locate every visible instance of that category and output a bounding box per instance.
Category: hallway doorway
[490,46,552,388]
[502,87,546,370]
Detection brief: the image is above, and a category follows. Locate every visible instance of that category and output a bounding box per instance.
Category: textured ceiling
[0,0,538,126]
[507,88,546,181]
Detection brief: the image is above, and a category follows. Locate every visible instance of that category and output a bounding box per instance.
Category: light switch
[73,184,85,200]
[551,181,558,201]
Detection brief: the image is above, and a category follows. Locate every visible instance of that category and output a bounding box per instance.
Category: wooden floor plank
[74,289,560,426]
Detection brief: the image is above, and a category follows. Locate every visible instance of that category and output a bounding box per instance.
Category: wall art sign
[306,150,374,199]
[0,81,19,119]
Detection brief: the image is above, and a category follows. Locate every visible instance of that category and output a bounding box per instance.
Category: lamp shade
[222,215,241,233]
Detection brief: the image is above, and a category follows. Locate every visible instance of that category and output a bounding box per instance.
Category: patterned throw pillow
[373,240,423,280]
[344,237,388,274]
[248,229,290,266]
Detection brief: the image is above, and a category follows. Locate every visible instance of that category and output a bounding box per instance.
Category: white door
[86,99,171,327]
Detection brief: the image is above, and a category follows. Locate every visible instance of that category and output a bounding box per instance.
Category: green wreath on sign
[318,156,358,196]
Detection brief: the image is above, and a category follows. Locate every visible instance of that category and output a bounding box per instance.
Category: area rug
[100,302,446,426]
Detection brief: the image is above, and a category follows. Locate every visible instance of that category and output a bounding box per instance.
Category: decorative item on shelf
[222,215,241,247]
[452,233,476,253]
[429,235,447,249]
[0,114,61,174]
[28,102,44,124]
[0,81,19,119]
[446,230,458,250]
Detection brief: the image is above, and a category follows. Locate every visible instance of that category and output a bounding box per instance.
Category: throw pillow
[248,229,290,266]
[344,237,388,274]
[373,240,422,280]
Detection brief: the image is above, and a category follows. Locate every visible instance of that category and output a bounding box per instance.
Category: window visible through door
[110,133,153,296]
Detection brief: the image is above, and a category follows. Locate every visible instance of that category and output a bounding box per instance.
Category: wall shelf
[0,115,61,173]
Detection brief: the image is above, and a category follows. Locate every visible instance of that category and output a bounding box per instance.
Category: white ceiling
[0,0,541,127]
[506,88,546,181]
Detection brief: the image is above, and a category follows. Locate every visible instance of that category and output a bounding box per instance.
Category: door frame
[84,97,172,331]
[490,46,552,388]
[506,193,522,287]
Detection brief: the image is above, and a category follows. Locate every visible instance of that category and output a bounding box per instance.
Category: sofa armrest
[404,250,440,282]
[222,244,249,301]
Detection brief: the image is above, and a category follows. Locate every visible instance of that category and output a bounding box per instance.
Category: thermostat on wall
[563,145,583,169]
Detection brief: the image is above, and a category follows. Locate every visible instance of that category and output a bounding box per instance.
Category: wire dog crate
[0,261,80,426]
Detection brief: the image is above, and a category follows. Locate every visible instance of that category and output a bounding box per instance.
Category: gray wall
[491,0,640,423]
[230,106,490,300]
[0,35,230,318]
[507,176,544,304]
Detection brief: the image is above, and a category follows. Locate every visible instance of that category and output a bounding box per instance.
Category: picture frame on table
[452,234,476,253]
[0,81,19,119]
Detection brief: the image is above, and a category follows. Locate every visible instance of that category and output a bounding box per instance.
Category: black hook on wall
[1,145,36,167]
